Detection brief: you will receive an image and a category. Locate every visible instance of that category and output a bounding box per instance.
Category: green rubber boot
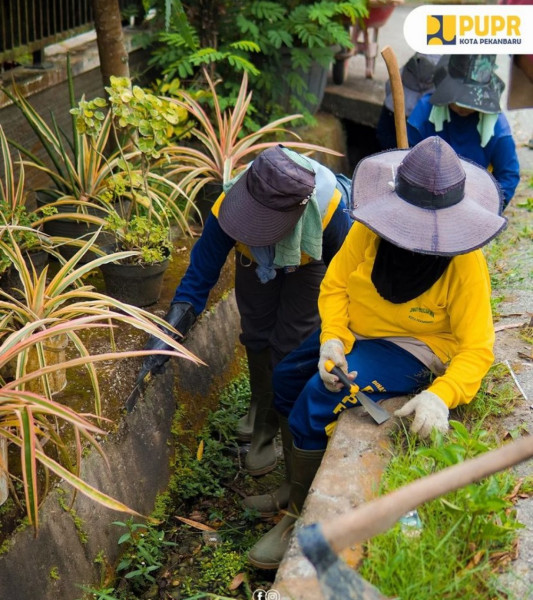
[243,349,278,475]
[244,397,278,475]
[235,348,272,442]
[247,444,325,570]
[243,415,292,516]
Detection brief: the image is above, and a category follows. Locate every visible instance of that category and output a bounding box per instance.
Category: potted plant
[0,313,199,528]
[0,231,198,410]
[69,76,198,304]
[162,69,343,220]
[248,0,368,116]
[0,216,202,523]
[3,61,195,262]
[3,79,121,261]
[98,211,174,306]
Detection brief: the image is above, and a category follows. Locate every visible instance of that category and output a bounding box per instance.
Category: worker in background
[376,52,441,150]
[407,54,520,210]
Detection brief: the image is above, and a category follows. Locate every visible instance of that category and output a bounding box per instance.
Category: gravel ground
[492,141,533,599]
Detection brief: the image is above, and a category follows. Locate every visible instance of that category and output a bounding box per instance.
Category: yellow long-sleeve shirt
[319,222,495,409]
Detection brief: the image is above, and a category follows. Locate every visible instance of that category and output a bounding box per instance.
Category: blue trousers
[273,330,432,450]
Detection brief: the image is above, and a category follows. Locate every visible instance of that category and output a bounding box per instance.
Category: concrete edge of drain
[274,396,408,600]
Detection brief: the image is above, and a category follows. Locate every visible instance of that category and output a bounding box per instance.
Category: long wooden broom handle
[381,45,409,149]
[322,435,533,553]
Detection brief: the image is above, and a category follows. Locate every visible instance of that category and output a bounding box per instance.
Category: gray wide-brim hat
[430,54,504,114]
[384,53,441,116]
[218,145,315,246]
[350,137,507,256]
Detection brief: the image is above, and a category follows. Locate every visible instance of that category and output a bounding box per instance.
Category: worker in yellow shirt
[246,136,507,570]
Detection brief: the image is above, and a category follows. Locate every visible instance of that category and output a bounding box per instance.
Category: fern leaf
[226,56,261,77]
[250,1,286,21]
[236,15,260,39]
[266,29,293,49]
[190,48,226,66]
[229,40,261,54]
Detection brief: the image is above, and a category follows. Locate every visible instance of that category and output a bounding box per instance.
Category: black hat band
[395,173,465,209]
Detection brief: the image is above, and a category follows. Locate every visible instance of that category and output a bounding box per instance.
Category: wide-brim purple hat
[218,145,315,246]
[350,137,507,256]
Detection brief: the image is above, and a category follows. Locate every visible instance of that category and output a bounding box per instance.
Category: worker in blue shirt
[408,54,520,210]
[140,145,353,512]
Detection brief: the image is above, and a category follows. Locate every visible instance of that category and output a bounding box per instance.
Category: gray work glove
[137,301,197,381]
[394,391,449,438]
[318,339,355,393]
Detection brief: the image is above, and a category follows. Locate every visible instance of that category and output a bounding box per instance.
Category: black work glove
[138,302,197,381]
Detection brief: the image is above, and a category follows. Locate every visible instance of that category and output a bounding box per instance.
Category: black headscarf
[371,238,452,304]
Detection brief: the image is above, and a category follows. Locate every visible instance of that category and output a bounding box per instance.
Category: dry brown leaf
[465,549,485,570]
[189,510,205,522]
[507,477,524,502]
[175,516,216,531]
[229,572,246,591]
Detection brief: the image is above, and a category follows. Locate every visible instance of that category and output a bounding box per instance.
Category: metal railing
[0,0,144,66]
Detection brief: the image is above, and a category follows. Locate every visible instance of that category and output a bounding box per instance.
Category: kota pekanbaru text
[459,38,522,44]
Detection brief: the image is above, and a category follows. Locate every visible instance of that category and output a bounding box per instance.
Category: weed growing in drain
[78,588,119,600]
[114,520,177,589]
[359,421,528,600]
[168,371,251,504]
[78,520,178,600]
[519,325,532,347]
[180,542,249,597]
[78,370,266,600]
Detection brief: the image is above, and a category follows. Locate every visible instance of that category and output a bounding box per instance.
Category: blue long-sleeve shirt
[407,94,520,209]
[172,185,353,315]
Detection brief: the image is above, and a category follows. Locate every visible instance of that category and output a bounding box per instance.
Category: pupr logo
[427,15,456,45]
[404,5,533,55]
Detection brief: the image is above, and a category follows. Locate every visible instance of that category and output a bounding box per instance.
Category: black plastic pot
[1,249,50,294]
[35,193,129,263]
[99,258,170,307]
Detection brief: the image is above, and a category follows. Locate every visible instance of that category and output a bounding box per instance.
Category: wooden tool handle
[381,45,409,149]
[322,435,533,553]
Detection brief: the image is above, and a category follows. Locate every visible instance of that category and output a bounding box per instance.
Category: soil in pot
[100,259,170,307]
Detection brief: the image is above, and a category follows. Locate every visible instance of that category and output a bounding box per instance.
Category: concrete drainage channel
[0,292,242,600]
